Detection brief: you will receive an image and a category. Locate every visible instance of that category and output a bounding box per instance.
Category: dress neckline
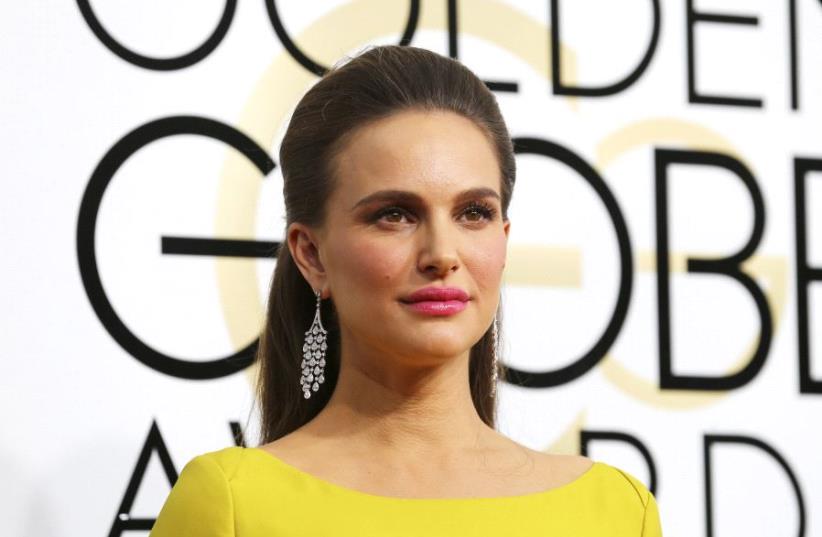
[243,446,601,503]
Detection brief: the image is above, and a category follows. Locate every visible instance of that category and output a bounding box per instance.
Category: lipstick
[402,300,468,316]
[400,286,470,316]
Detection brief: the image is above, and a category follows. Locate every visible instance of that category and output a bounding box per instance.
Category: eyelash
[372,201,498,224]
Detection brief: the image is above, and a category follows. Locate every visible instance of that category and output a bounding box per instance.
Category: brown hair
[254,44,516,445]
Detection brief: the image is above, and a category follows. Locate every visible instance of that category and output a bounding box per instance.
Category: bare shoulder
[537,450,595,470]
[484,433,595,487]
[526,448,595,484]
[542,452,595,477]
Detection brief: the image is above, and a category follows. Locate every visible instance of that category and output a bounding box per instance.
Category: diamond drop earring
[490,314,499,397]
[300,289,328,399]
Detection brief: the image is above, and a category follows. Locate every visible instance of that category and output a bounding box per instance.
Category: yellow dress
[149,446,663,536]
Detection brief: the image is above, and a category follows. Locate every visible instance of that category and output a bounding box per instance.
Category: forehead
[330,109,501,204]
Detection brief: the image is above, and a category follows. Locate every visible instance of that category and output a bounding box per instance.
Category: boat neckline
[243,446,601,502]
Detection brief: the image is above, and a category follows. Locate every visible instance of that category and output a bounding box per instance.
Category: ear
[287,222,327,297]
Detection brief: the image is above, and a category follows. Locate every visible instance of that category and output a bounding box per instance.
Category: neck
[301,338,495,462]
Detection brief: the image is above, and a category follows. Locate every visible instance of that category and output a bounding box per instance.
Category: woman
[149,44,663,536]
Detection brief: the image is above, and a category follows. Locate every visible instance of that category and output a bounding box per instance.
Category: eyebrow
[350,187,501,211]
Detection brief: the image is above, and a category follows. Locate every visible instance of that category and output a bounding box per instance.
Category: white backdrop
[2,1,821,536]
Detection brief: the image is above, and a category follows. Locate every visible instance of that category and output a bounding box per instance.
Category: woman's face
[290,109,510,370]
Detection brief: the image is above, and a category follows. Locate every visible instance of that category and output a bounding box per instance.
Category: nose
[417,213,460,277]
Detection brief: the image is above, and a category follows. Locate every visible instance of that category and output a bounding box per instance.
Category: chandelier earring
[300,288,328,399]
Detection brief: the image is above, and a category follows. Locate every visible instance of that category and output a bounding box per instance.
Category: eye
[461,200,497,223]
[373,206,413,224]
[371,201,498,226]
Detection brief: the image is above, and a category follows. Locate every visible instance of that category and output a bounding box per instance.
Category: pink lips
[400,286,470,316]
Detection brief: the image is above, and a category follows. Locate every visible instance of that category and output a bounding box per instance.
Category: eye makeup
[369,199,498,225]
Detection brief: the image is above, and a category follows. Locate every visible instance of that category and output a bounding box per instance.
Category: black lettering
[655,148,771,390]
[685,0,763,107]
[447,0,518,92]
[506,137,633,388]
[76,116,275,379]
[794,157,822,394]
[264,0,420,77]
[109,421,177,536]
[551,0,661,96]
[76,0,236,70]
[704,434,807,536]
[788,0,799,110]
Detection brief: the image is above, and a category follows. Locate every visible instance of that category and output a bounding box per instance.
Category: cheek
[328,235,408,293]
[465,233,507,289]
